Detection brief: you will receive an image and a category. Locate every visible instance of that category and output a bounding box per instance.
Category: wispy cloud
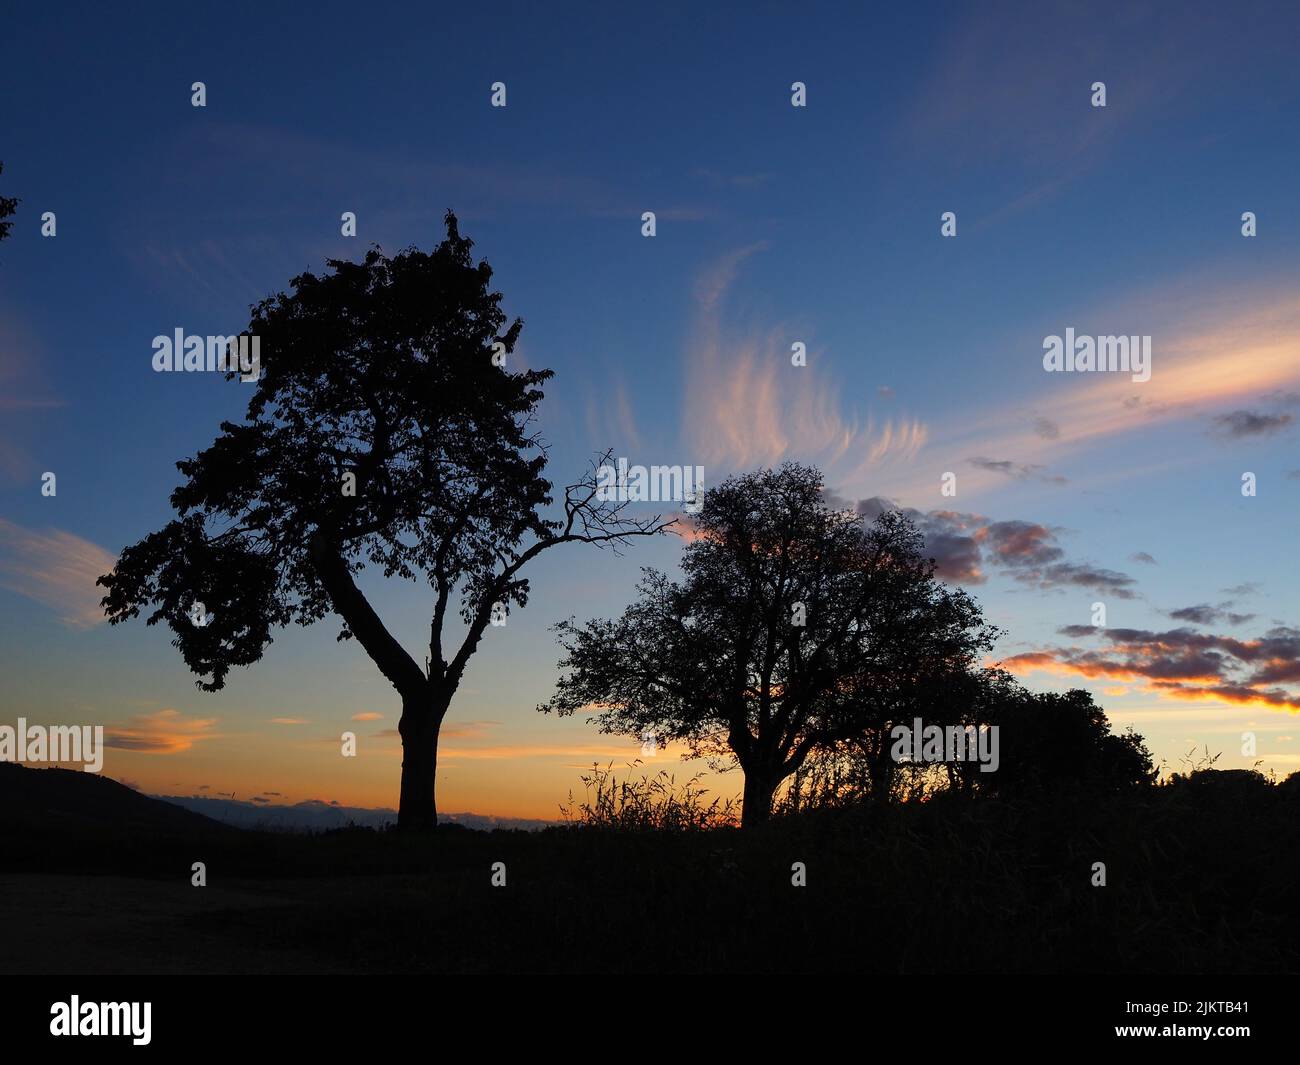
[442,741,691,762]
[1209,409,1294,439]
[1031,417,1060,440]
[683,245,928,481]
[584,375,644,453]
[123,122,717,310]
[691,167,771,190]
[890,281,1300,506]
[0,306,63,479]
[967,456,1067,485]
[441,720,501,741]
[0,519,116,628]
[904,4,1261,227]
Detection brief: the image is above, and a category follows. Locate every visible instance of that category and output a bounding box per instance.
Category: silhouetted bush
[559,762,739,831]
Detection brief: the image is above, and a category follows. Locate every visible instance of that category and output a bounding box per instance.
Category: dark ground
[1,763,1296,974]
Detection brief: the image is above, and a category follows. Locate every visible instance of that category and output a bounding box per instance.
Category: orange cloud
[441,741,693,762]
[665,513,706,543]
[105,708,220,754]
[1004,623,1300,712]
[441,720,501,741]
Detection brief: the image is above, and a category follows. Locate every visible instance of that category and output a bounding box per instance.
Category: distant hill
[0,763,232,836]
[160,795,397,831]
[159,794,554,832]
[0,763,552,838]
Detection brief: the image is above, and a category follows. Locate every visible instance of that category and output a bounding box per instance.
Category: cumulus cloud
[983,520,1064,567]
[1021,562,1139,599]
[855,498,1136,596]
[1167,603,1256,626]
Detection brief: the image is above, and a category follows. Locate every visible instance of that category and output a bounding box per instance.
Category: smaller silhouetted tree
[958,685,1156,795]
[540,463,999,827]
[788,673,1156,807]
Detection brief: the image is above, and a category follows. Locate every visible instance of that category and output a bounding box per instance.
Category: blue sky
[3,1,1300,815]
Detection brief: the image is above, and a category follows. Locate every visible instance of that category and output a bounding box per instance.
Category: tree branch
[309,531,425,697]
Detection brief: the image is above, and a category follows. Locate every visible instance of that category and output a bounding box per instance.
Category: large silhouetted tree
[0,162,17,242]
[540,463,999,826]
[99,212,669,830]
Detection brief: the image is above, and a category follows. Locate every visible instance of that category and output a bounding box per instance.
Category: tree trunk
[397,695,443,831]
[868,740,895,805]
[741,768,776,828]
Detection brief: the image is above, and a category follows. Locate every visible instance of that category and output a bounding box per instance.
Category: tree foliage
[969,685,1157,795]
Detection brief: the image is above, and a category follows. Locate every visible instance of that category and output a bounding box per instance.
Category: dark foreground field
[1,764,1296,974]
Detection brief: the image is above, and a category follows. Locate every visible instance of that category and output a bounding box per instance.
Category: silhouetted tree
[955,685,1156,795]
[540,464,999,826]
[99,213,669,830]
[0,162,17,242]
[1168,766,1271,801]
[786,663,1005,808]
[784,671,1155,808]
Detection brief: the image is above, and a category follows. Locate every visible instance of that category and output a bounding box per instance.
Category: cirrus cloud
[684,246,929,484]
[0,519,117,629]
